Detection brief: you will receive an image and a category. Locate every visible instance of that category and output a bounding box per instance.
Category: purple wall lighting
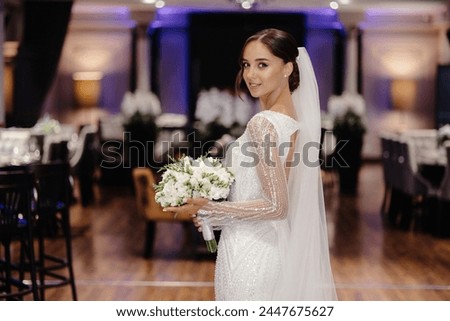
[148,6,345,118]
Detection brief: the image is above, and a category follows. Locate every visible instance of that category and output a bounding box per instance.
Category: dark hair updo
[235,28,300,95]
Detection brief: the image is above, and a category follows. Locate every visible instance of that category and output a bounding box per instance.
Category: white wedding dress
[200,110,300,300]
[198,48,337,301]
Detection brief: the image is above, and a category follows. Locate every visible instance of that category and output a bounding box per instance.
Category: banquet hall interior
[0,0,449,301]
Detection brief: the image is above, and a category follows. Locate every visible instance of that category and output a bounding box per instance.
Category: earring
[284,75,287,78]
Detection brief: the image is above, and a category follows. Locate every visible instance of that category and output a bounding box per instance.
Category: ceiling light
[229,0,269,10]
[330,1,339,10]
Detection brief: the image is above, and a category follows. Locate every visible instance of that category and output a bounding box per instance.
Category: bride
[166,28,337,301]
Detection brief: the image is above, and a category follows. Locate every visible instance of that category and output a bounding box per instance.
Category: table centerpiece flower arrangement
[327,92,367,194]
[121,90,161,168]
[194,87,255,157]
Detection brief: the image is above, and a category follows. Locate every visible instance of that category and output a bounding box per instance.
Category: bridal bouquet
[154,155,235,252]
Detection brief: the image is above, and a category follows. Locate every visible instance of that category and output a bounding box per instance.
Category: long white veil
[274,48,337,300]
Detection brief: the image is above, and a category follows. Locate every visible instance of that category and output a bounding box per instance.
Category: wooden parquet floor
[41,162,450,301]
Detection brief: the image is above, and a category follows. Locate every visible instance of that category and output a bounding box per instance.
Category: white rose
[234,94,253,126]
[209,186,228,200]
[135,90,161,116]
[121,91,138,117]
[327,95,346,119]
[218,91,235,127]
[195,89,220,124]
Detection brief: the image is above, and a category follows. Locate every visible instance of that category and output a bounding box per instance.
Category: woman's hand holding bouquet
[155,155,234,252]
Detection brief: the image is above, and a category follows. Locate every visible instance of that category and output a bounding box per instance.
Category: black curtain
[8,0,73,128]
[188,12,307,122]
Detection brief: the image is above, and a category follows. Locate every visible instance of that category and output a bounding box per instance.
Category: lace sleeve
[198,115,290,227]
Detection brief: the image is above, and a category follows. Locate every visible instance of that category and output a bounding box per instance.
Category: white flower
[234,94,253,126]
[209,185,227,200]
[195,89,221,124]
[327,92,367,135]
[328,92,366,119]
[345,93,365,117]
[121,90,161,119]
[33,114,61,135]
[121,91,138,117]
[217,91,235,128]
[154,154,235,207]
[134,90,161,116]
[438,124,450,137]
[438,124,450,145]
[195,88,255,128]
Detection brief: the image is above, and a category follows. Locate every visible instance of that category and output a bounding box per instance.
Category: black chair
[320,128,338,188]
[379,135,392,220]
[384,136,402,226]
[433,142,450,237]
[48,141,69,163]
[31,161,77,300]
[395,140,432,230]
[70,125,98,207]
[0,169,39,300]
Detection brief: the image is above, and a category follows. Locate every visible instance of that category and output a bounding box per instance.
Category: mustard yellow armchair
[132,167,192,257]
